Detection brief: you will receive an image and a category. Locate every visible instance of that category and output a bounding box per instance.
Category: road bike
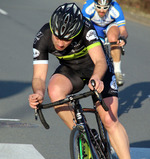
[35,80,118,159]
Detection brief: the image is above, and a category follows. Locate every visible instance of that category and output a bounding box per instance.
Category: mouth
[55,44,64,51]
[99,12,105,17]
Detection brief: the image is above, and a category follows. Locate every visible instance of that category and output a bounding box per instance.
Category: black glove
[119,36,127,45]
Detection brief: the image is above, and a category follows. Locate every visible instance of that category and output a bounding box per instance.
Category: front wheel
[70,127,94,159]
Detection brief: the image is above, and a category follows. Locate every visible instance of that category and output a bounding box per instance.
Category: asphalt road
[0,0,150,158]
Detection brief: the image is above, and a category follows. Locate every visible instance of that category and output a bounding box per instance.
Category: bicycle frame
[72,99,100,159]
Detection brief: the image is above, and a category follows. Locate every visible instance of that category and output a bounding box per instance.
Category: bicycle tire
[70,127,97,159]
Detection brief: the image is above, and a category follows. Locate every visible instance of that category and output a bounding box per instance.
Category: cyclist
[82,0,128,86]
[28,3,131,159]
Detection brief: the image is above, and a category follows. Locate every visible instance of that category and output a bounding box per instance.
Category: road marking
[0,118,20,121]
[0,8,8,15]
[0,143,45,159]
[0,144,149,159]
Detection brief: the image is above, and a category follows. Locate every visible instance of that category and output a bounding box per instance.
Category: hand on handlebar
[88,78,104,93]
[28,93,44,109]
[118,36,127,47]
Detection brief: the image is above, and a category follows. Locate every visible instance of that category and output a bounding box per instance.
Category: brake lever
[91,79,109,111]
[91,79,101,100]
[35,109,38,120]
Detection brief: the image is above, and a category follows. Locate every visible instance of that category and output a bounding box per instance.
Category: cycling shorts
[53,64,118,99]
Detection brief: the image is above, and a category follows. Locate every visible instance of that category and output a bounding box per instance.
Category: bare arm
[119,26,128,39]
[118,26,128,46]
[29,64,48,109]
[88,45,107,92]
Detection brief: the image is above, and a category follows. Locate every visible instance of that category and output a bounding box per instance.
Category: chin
[99,14,104,18]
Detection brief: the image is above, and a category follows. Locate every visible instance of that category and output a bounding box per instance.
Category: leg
[107,26,124,86]
[96,96,131,159]
[107,26,121,67]
[48,74,75,130]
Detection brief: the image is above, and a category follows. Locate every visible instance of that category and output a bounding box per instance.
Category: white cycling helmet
[94,0,112,5]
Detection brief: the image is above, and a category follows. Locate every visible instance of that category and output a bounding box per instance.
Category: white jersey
[82,0,126,28]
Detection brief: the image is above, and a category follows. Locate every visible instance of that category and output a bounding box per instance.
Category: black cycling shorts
[53,64,118,99]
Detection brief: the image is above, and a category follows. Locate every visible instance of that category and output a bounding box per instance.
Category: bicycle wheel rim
[70,127,93,159]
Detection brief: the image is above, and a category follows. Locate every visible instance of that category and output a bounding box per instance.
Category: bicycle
[35,80,117,159]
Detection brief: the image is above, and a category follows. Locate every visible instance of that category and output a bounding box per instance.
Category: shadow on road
[118,82,150,117]
[0,80,31,99]
[130,140,150,148]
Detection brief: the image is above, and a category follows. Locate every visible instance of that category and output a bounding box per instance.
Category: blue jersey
[82,0,126,38]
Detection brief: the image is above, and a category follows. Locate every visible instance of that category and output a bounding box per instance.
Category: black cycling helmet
[50,3,83,40]
[94,0,112,5]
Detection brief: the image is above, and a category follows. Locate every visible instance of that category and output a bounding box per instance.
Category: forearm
[88,45,108,80]
[92,59,107,80]
[120,26,128,39]
[32,78,46,96]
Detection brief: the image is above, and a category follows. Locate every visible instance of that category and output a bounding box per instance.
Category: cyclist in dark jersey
[28,3,130,158]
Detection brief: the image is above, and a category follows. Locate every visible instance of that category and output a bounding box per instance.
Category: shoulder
[82,0,95,17]
[81,18,100,44]
[109,1,124,19]
[38,23,51,37]
[111,0,122,10]
[83,17,96,32]
[33,23,51,47]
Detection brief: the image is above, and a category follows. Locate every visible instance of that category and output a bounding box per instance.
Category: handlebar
[36,79,108,129]
[102,30,126,56]
[109,42,125,55]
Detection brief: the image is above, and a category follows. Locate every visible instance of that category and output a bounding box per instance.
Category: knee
[48,84,62,101]
[102,114,119,131]
[107,32,119,42]
[109,35,118,43]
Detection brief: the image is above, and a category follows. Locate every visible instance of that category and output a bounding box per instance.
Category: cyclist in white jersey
[82,0,128,86]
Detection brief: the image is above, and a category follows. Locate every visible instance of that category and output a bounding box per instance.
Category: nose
[100,8,104,12]
[57,39,64,47]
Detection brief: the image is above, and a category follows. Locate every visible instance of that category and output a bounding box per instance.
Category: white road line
[0,144,45,159]
[0,8,8,15]
[0,144,149,159]
[0,118,20,121]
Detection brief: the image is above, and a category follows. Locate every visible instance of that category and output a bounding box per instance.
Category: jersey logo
[110,75,118,90]
[84,20,91,28]
[33,48,40,58]
[110,6,119,18]
[86,29,98,41]
[33,31,43,44]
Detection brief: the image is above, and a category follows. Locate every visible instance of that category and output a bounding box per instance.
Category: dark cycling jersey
[33,17,118,97]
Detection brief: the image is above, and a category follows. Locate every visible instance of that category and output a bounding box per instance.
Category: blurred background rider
[82,0,128,86]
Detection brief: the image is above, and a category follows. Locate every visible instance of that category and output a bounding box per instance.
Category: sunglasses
[95,4,110,10]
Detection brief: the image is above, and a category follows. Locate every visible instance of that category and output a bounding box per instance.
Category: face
[95,4,109,18]
[52,34,73,51]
